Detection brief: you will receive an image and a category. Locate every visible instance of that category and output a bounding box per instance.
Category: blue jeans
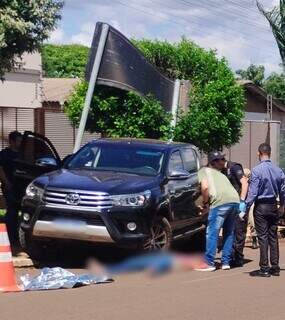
[205,203,238,266]
[106,252,175,275]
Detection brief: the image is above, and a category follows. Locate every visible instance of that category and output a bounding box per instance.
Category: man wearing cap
[195,152,240,271]
[209,151,249,267]
[246,143,285,277]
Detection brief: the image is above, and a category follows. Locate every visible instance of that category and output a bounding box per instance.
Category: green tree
[134,39,245,151]
[65,82,172,139]
[236,64,265,86]
[0,0,63,78]
[264,72,285,103]
[235,63,285,104]
[64,39,245,151]
[42,44,89,78]
[257,0,285,71]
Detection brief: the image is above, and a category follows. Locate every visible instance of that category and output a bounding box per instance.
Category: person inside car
[0,131,23,245]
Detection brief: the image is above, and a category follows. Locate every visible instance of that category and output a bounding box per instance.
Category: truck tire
[143,217,172,251]
[19,227,52,262]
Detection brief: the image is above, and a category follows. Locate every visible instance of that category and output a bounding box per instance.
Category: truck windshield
[66,144,165,176]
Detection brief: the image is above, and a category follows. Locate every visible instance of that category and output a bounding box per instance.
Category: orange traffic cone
[0,224,22,292]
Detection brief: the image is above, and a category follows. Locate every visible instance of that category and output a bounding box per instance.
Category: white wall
[245,112,268,121]
[0,52,42,109]
[20,52,42,71]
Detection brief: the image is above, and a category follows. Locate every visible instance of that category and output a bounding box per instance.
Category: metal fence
[0,108,281,168]
[0,106,100,158]
[43,108,100,158]
[0,108,282,189]
[224,120,280,169]
[0,107,35,149]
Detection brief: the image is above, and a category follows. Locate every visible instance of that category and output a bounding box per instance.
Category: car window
[21,136,57,165]
[66,144,165,176]
[181,148,198,174]
[168,151,184,172]
[73,146,99,168]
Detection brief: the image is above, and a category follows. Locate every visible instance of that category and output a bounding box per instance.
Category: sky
[49,0,282,75]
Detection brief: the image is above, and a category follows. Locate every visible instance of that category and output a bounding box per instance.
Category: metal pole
[73,23,109,153]
[170,79,181,140]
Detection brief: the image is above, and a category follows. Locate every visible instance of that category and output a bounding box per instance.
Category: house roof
[42,77,285,114]
[42,78,80,105]
[237,79,285,113]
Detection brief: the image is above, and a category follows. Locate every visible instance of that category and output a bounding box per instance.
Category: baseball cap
[208,150,225,163]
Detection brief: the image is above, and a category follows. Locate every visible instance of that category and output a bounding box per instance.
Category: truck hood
[36,169,161,194]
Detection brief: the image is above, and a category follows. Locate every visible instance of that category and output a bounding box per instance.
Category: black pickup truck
[15,132,205,259]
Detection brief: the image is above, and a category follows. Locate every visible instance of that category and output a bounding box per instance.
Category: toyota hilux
[15,132,205,259]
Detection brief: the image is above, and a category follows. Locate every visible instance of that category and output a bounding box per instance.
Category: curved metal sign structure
[74,22,179,152]
[85,22,175,111]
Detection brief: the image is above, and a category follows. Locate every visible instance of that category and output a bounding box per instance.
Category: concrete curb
[13,256,34,268]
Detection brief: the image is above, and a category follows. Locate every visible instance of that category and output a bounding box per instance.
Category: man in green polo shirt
[195,151,240,272]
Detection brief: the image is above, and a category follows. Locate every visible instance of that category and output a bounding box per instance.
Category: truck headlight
[111,190,151,207]
[26,183,44,200]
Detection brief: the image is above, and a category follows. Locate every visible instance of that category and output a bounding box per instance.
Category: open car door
[13,131,61,193]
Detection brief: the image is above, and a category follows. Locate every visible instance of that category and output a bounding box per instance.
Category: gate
[42,108,100,158]
[224,120,280,169]
[0,107,35,148]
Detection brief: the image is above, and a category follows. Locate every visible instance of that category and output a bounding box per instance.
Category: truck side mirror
[35,157,58,168]
[62,154,73,167]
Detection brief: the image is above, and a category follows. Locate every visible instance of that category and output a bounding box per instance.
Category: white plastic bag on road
[21,267,113,291]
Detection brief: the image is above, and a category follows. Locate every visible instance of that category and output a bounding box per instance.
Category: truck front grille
[40,210,105,226]
[43,188,113,210]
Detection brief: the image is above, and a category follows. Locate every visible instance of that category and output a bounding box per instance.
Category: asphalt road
[2,240,285,320]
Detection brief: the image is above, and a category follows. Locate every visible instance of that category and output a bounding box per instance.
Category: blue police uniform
[246,160,285,273]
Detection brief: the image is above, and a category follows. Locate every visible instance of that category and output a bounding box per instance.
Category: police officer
[209,151,249,267]
[0,131,23,244]
[246,143,285,277]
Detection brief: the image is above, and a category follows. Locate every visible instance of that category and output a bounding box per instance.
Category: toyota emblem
[65,193,81,206]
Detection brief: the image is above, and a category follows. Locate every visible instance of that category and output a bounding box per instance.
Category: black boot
[270,268,280,277]
[250,269,271,277]
[252,236,258,249]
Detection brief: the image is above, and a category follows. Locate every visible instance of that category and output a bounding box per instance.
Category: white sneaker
[222,265,230,270]
[194,263,216,272]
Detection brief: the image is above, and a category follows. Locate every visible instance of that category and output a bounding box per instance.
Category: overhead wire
[161,0,272,46]
[111,0,278,56]
[178,0,271,32]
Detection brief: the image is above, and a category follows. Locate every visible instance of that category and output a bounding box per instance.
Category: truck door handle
[15,169,27,175]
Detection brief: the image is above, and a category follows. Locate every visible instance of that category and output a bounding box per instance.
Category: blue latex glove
[239,211,247,221]
[239,201,246,213]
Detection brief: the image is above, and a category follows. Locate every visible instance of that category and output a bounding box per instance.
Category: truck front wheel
[19,227,56,262]
[143,217,172,251]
